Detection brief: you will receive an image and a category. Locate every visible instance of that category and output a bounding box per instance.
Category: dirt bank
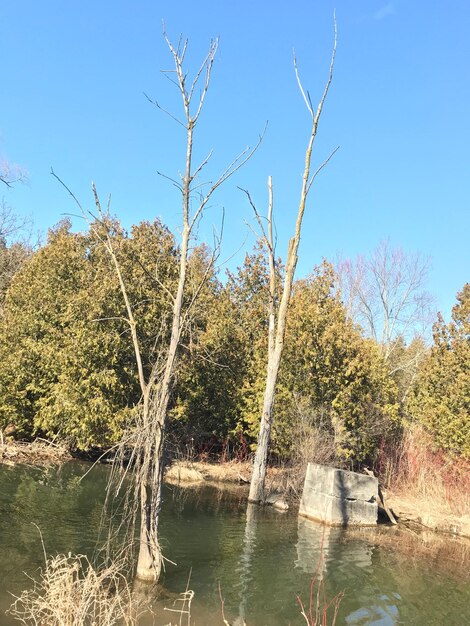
[386,492,470,539]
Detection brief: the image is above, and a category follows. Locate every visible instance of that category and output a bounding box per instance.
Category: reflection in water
[233,503,258,625]
[296,517,332,574]
[1,463,470,626]
[296,517,402,625]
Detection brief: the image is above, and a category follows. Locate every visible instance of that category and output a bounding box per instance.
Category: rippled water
[1,462,469,625]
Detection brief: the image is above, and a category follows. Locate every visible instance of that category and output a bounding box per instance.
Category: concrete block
[299,463,378,526]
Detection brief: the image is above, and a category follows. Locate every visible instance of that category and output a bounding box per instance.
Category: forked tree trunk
[135,224,189,580]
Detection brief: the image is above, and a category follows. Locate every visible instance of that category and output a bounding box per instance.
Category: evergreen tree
[407,284,470,458]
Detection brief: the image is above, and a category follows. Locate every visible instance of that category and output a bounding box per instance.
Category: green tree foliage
[222,254,398,462]
[277,261,398,461]
[1,215,440,466]
[0,239,31,312]
[170,285,247,446]
[0,218,183,448]
[0,220,132,446]
[407,284,470,458]
[225,248,272,442]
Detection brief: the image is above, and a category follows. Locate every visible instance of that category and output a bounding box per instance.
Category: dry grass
[272,406,340,500]
[0,439,71,467]
[8,553,138,626]
[165,462,205,483]
[378,426,470,518]
[165,459,252,485]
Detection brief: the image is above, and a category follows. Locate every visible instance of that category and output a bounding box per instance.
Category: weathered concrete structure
[299,463,378,526]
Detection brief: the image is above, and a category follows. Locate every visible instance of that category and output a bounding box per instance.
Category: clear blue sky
[1,0,469,320]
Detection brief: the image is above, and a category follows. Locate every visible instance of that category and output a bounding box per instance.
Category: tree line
[0,216,467,462]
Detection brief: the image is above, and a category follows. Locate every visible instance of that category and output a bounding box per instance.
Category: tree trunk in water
[135,396,167,582]
[248,354,281,503]
[247,25,336,503]
[136,484,162,582]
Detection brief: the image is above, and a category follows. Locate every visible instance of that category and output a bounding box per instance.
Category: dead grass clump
[273,402,340,500]
[8,554,137,626]
[165,461,205,483]
[0,438,71,466]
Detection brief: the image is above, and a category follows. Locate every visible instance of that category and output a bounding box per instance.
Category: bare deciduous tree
[337,239,434,361]
[242,22,338,504]
[0,157,27,188]
[55,33,262,583]
[0,199,33,312]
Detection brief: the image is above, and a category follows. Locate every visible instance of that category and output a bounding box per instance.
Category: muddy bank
[387,492,470,539]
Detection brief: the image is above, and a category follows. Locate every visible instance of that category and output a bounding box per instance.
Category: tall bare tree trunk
[248,24,337,504]
[132,34,260,579]
[56,33,261,582]
[135,205,191,579]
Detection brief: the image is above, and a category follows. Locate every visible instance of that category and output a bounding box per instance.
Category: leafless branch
[51,168,86,215]
[91,316,131,325]
[191,148,214,181]
[144,92,186,128]
[156,170,183,191]
[293,52,314,118]
[0,159,27,188]
[189,123,267,232]
[307,145,340,192]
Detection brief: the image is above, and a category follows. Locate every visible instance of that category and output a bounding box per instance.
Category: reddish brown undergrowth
[377,426,470,518]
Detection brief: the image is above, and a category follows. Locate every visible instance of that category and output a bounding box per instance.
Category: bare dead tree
[242,20,338,504]
[0,199,34,312]
[337,239,434,362]
[128,32,262,582]
[55,32,262,583]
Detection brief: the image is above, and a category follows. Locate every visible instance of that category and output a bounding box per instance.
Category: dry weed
[8,553,137,626]
[0,438,71,466]
[378,426,470,517]
[274,401,340,500]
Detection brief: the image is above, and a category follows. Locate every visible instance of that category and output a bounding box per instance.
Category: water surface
[1,462,469,625]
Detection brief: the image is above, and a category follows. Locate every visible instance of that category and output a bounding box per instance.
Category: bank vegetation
[0,216,467,512]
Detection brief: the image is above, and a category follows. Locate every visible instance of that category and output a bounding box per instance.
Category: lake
[1,462,469,625]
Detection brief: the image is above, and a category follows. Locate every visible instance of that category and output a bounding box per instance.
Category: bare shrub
[8,553,138,626]
[289,398,340,467]
[277,399,340,499]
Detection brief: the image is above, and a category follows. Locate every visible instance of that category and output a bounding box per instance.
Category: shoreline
[0,439,72,465]
[2,441,469,540]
